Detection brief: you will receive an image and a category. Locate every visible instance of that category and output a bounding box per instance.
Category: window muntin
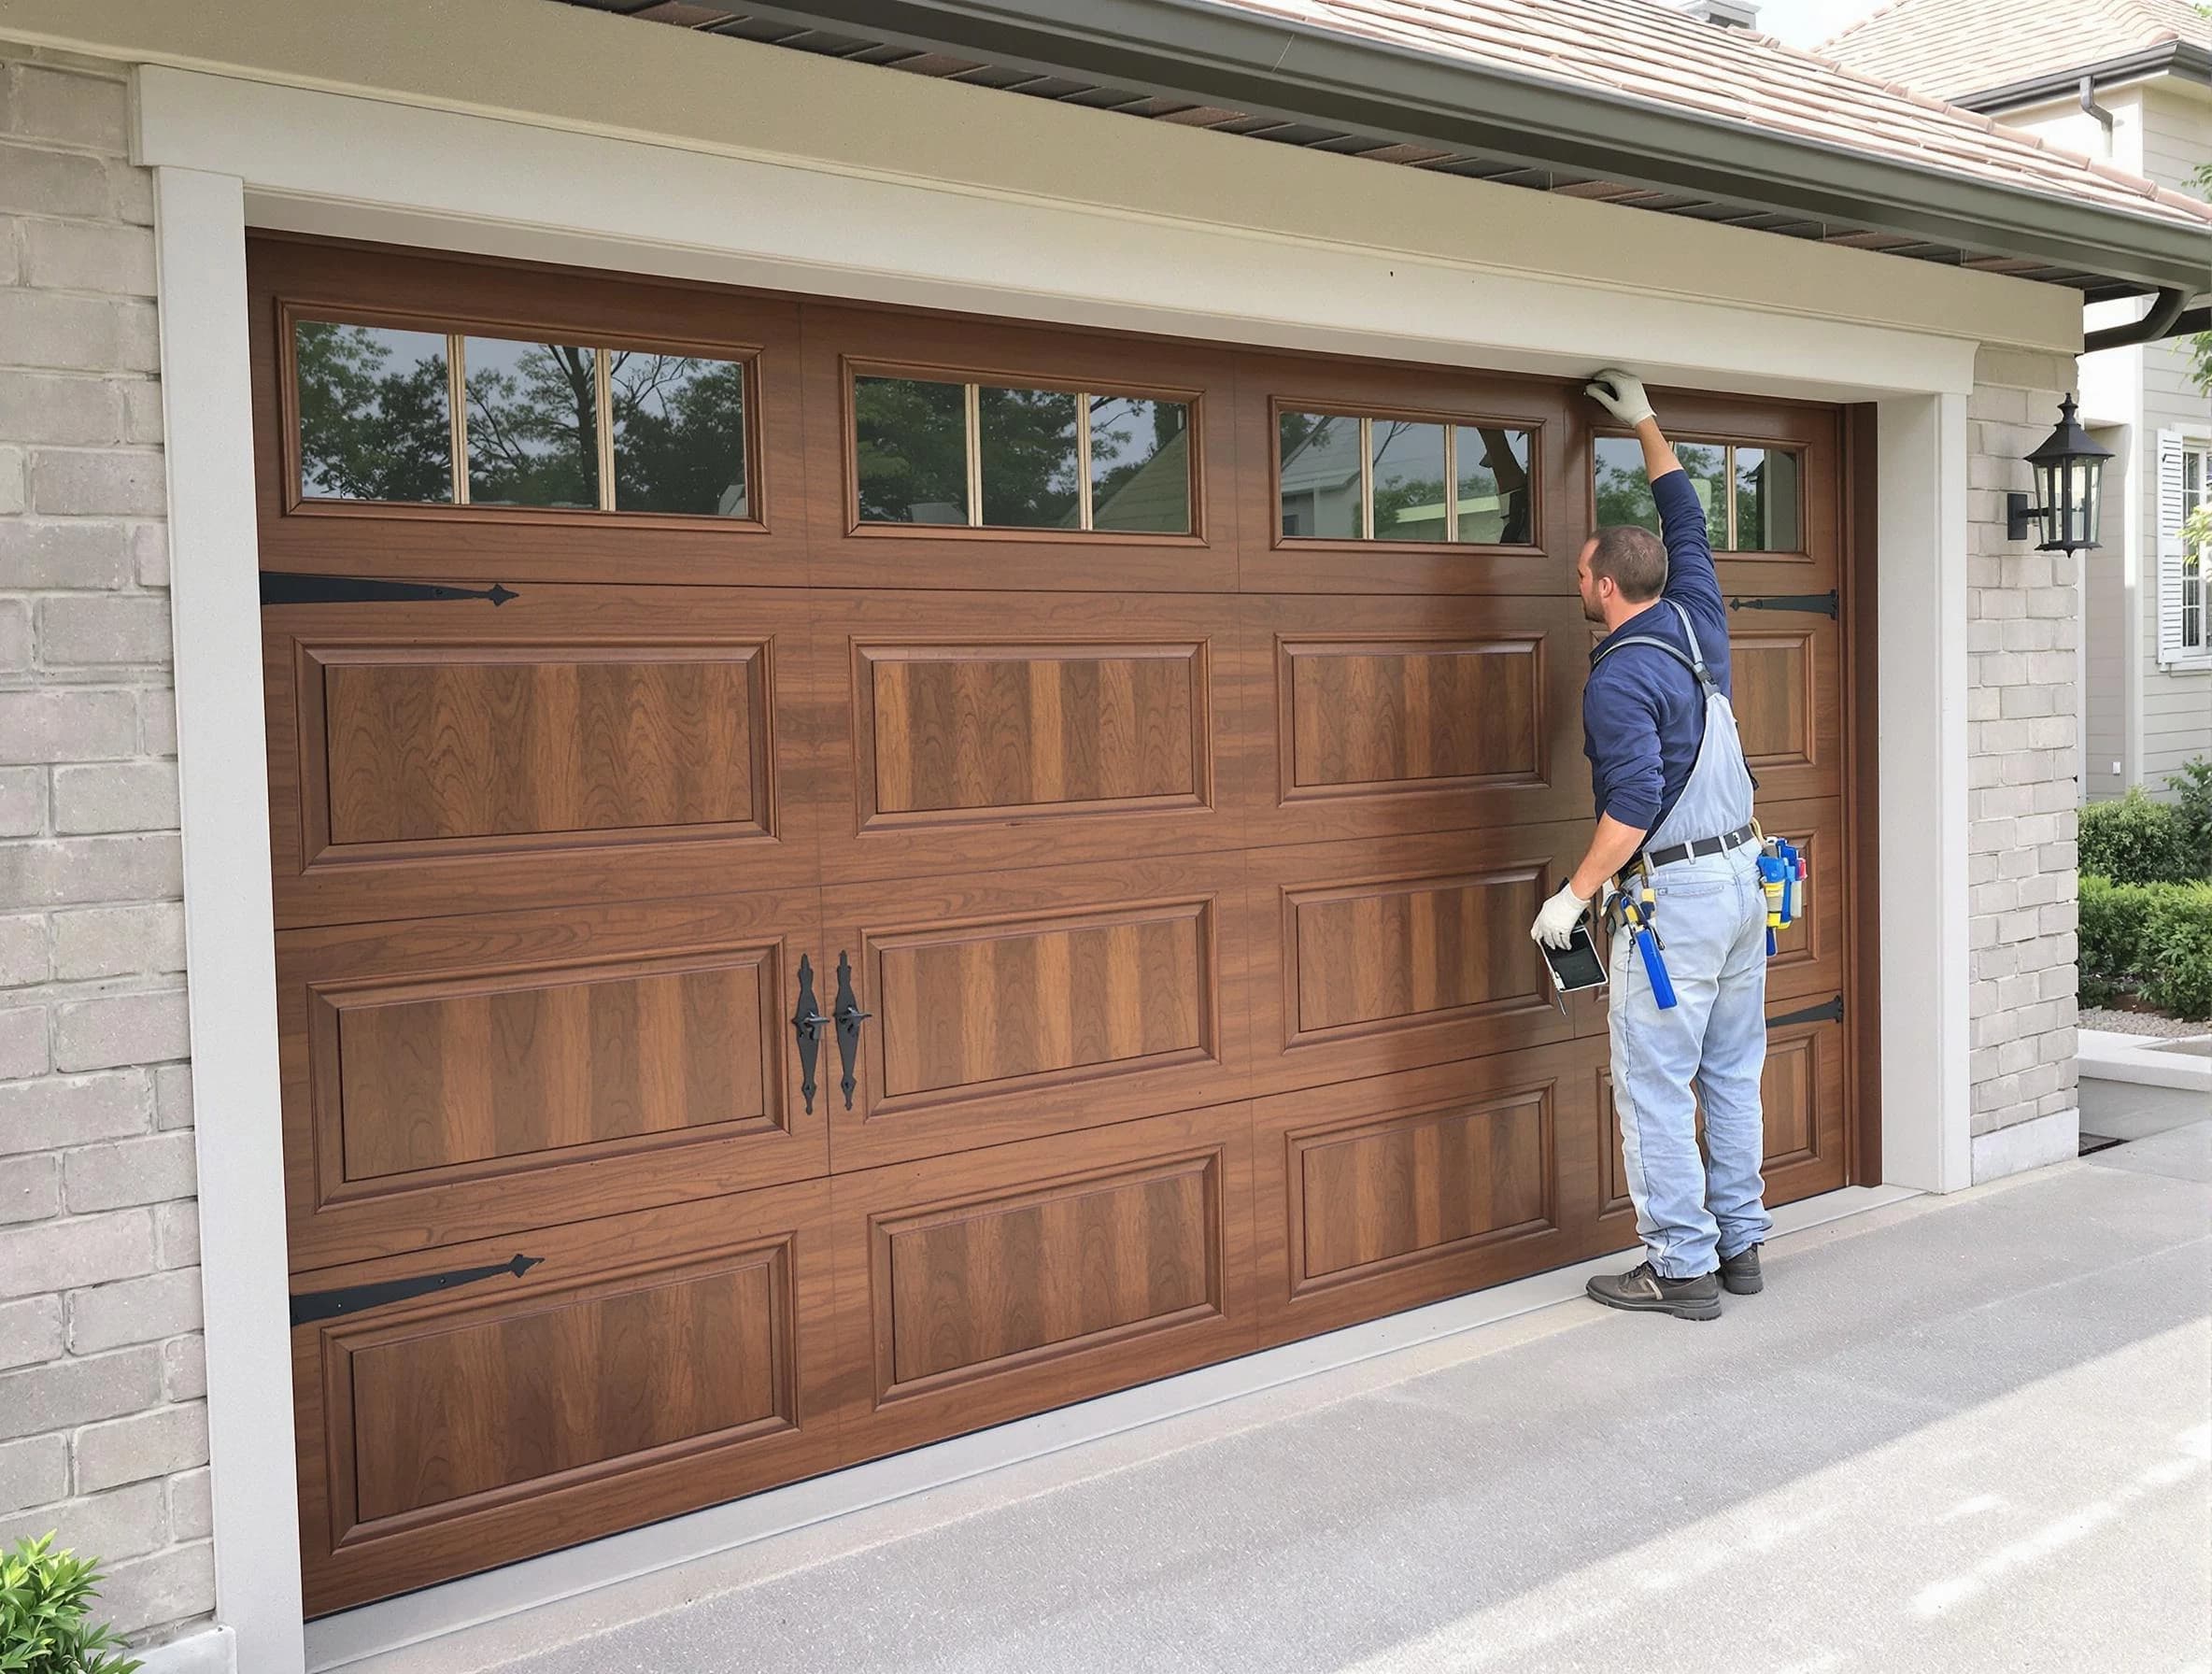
[291,318,752,518]
[2185,447,2208,654]
[1279,410,1534,545]
[1594,434,1805,553]
[853,374,1193,533]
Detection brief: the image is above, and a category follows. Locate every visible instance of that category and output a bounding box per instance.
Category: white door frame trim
[135,65,1975,1673]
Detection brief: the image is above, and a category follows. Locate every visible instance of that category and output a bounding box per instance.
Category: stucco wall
[1966,347,2084,1170]
[0,42,213,1651]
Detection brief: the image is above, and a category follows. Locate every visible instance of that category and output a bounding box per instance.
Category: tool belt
[1635,821,1757,872]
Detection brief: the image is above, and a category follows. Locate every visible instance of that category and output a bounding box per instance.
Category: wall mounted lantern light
[2006,393,2112,553]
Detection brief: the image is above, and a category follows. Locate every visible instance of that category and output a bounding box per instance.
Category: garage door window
[853,373,1193,533]
[293,317,753,518]
[1594,435,1802,552]
[1278,410,1533,545]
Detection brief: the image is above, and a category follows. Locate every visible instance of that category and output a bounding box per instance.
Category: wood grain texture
[1285,636,1540,790]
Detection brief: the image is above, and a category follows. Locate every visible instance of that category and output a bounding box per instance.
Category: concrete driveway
[348,1125,2212,1674]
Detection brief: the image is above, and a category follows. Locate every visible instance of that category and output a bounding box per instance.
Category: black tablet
[1542,922,1608,993]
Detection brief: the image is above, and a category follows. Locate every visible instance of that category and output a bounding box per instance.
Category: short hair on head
[1586,525,1666,602]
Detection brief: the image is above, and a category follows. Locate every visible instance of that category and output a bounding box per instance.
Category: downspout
[2082,288,2197,354]
[2078,74,2115,153]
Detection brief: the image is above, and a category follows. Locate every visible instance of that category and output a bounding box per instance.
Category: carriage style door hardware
[1765,996,1844,1029]
[259,572,518,607]
[1726,590,1837,618]
[831,951,871,1112]
[791,953,827,1115]
[289,1253,543,1327]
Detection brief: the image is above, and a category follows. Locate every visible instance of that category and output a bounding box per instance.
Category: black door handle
[831,951,870,1112]
[791,953,824,1114]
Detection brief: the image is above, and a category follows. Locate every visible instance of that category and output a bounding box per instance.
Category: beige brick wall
[0,45,213,1648]
[1965,347,2083,1153]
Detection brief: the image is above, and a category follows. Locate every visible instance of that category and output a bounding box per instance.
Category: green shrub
[0,1535,140,1674]
[2079,874,2148,1001]
[2079,787,2195,885]
[2141,882,2212,1021]
[2167,757,2212,878]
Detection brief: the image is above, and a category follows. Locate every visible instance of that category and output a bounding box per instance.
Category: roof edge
[1953,41,2212,115]
[729,0,2212,297]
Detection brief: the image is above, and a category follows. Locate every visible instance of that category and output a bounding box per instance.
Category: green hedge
[2079,787,2200,885]
[2080,874,2212,1020]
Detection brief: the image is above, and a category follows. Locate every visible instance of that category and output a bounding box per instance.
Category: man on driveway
[1530,369,1773,1320]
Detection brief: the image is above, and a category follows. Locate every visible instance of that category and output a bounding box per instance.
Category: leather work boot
[1719,1244,1764,1296]
[1585,1260,1723,1320]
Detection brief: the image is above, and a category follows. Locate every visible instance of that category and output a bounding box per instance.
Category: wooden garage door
[251,237,1869,1613]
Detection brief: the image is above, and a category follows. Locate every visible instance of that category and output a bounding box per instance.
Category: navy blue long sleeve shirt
[1582,468,1731,831]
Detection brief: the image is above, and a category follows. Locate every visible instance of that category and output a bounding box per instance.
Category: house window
[2184,446,2207,655]
[853,375,1192,533]
[1277,410,1534,544]
[293,318,752,518]
[1593,435,1804,552]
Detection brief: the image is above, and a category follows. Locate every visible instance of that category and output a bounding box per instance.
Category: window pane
[1453,425,1533,544]
[1676,443,1728,546]
[1369,419,1448,542]
[1593,435,1659,534]
[1734,447,1801,551]
[464,336,600,509]
[1279,412,1361,539]
[1090,396,1191,533]
[609,352,748,518]
[855,376,969,525]
[978,385,1080,528]
[295,320,453,504]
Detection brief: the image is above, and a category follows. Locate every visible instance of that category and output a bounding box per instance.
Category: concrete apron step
[308,1185,1921,1673]
[2080,1028,2212,1095]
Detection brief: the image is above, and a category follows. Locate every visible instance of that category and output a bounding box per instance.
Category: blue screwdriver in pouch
[1615,878,1678,1009]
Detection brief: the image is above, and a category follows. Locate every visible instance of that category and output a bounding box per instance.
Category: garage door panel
[1250,1046,1594,1345]
[830,1103,1255,1463]
[1253,594,1592,843]
[279,892,828,1271]
[292,1179,841,1615]
[822,590,1255,882]
[824,856,1251,1170]
[1247,825,1588,1097]
[1596,1007,1849,1223]
[266,586,824,927]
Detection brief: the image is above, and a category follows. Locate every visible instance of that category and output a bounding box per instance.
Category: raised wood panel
[1251,1045,1594,1344]
[1246,825,1589,1097]
[264,585,823,929]
[1726,614,1841,803]
[1250,594,1590,844]
[319,646,766,847]
[292,1177,842,1615]
[821,589,1256,884]
[860,642,1203,822]
[1283,636,1540,793]
[327,954,775,1185]
[823,854,1251,1170]
[829,1102,1255,1463]
[278,892,826,1271]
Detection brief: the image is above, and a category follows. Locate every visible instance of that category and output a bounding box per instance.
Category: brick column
[0,46,214,1647]
[1964,347,2083,1180]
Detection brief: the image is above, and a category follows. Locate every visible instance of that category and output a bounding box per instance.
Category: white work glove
[1530,882,1591,949]
[1584,368,1655,428]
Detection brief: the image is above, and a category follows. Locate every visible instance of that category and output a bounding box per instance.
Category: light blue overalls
[1596,601,1774,1280]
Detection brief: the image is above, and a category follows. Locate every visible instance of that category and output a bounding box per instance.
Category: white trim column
[1875,392,1975,1192]
[153,164,306,1674]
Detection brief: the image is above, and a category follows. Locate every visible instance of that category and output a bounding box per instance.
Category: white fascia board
[135,66,1983,400]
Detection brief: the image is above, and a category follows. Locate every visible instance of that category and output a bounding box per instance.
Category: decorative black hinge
[791,953,825,1115]
[1766,996,1844,1029]
[1728,590,1837,618]
[261,572,517,607]
[290,1253,543,1327]
[831,951,870,1113]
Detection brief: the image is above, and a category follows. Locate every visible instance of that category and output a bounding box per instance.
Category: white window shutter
[2155,427,2186,668]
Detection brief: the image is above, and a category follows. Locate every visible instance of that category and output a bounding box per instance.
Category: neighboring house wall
[0,46,213,1649]
[1968,348,2083,1166]
[2004,81,2212,802]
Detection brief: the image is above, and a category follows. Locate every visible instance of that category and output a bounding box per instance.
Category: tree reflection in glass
[856,376,969,524]
[1370,419,1449,541]
[611,352,749,518]
[1090,396,1190,532]
[295,321,453,503]
[1455,426,1532,544]
[464,336,600,509]
[978,385,1080,528]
